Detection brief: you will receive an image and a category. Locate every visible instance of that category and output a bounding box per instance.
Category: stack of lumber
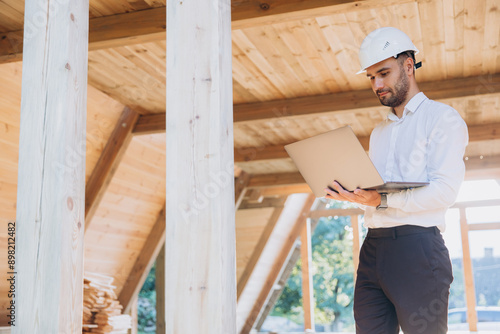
[83,272,131,334]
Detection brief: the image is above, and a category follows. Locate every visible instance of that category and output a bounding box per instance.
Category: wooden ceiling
[0,0,499,330]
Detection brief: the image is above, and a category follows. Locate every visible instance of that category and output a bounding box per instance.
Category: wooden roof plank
[237,205,285,300]
[0,0,416,65]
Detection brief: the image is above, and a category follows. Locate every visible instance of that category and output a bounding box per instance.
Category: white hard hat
[357,27,419,74]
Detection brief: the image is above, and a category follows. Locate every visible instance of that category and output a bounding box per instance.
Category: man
[324,27,468,333]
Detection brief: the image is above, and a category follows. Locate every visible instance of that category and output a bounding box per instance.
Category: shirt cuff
[356,203,367,211]
[387,192,404,209]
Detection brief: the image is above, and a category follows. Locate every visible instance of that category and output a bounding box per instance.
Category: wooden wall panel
[236,208,276,281]
[84,134,166,296]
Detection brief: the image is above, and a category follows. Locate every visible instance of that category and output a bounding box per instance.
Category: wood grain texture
[235,171,251,210]
[237,206,284,299]
[233,74,500,122]
[300,219,315,331]
[85,107,139,229]
[156,245,166,334]
[0,0,416,64]
[14,0,88,332]
[459,208,478,331]
[165,0,236,332]
[351,215,361,283]
[231,0,414,30]
[131,74,500,135]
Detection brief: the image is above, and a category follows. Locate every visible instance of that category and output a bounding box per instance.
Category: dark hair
[396,51,421,73]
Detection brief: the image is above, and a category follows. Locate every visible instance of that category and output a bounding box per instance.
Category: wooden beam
[310,208,364,219]
[242,155,500,193]
[234,122,500,162]
[452,198,500,209]
[130,297,138,334]
[88,9,166,51]
[132,75,500,134]
[240,194,315,334]
[351,215,361,283]
[467,222,500,231]
[253,217,321,332]
[0,1,413,64]
[259,184,312,196]
[132,113,165,135]
[119,207,166,314]
[235,171,251,210]
[245,189,264,203]
[253,243,302,331]
[237,206,285,299]
[465,154,500,171]
[156,245,166,334]
[0,8,167,64]
[238,196,287,210]
[84,107,139,231]
[301,219,315,331]
[248,172,305,188]
[233,75,500,123]
[231,0,414,30]
[14,0,88,331]
[459,208,478,332]
[165,0,236,332]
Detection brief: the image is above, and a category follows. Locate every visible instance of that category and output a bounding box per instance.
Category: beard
[376,67,410,108]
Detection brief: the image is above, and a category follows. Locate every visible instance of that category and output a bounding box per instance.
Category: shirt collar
[386,92,427,122]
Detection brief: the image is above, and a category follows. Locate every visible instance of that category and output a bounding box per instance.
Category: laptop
[284,126,429,197]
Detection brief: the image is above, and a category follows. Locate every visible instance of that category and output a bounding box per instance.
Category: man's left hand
[325,181,382,207]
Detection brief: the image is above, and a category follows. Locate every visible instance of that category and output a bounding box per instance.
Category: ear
[405,57,414,76]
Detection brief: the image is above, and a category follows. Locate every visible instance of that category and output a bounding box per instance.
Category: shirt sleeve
[387,108,469,212]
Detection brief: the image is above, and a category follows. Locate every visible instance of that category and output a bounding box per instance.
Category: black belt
[367,225,438,239]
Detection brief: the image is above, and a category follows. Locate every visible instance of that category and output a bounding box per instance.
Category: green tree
[311,215,355,330]
[271,201,357,331]
[138,263,157,334]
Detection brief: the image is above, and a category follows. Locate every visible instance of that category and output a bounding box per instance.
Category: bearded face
[376,63,410,108]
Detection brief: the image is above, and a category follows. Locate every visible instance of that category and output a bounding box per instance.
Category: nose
[373,77,385,91]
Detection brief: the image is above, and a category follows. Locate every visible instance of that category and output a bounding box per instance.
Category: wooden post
[165,0,235,333]
[459,208,478,331]
[14,0,89,332]
[351,215,361,283]
[301,218,315,331]
[129,297,138,334]
[156,245,166,334]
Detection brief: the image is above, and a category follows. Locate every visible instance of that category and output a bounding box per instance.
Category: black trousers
[353,225,453,334]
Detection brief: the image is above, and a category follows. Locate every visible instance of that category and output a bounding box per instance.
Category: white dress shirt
[363,92,469,231]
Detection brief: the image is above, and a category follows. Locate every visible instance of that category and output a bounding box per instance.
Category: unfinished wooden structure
[0,0,499,333]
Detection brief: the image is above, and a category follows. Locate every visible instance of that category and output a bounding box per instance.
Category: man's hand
[324,181,382,207]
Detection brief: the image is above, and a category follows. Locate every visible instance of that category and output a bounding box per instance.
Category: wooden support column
[235,171,250,210]
[129,297,138,334]
[14,0,89,332]
[165,0,236,333]
[459,208,478,332]
[351,215,361,283]
[301,218,315,332]
[156,245,166,334]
